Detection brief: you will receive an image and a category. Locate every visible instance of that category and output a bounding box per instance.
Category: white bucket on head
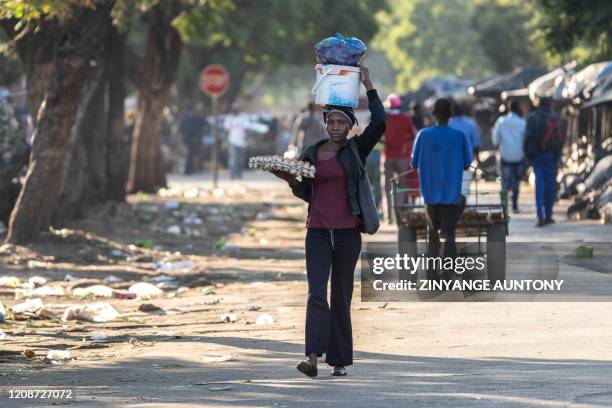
[312,64,360,108]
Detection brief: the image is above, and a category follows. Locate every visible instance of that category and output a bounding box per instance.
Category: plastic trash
[64,274,80,282]
[91,331,108,341]
[222,245,240,252]
[28,276,47,287]
[111,249,128,258]
[46,350,71,361]
[164,201,181,210]
[26,285,65,297]
[138,303,165,314]
[220,313,237,323]
[202,354,239,363]
[129,282,163,299]
[212,238,226,250]
[155,261,194,273]
[62,302,118,323]
[73,285,113,298]
[0,300,4,322]
[314,33,367,66]
[166,225,182,235]
[183,214,203,224]
[150,274,178,282]
[0,276,21,287]
[113,290,137,300]
[136,239,154,249]
[0,329,6,340]
[104,275,124,283]
[27,260,46,269]
[256,314,274,325]
[209,386,233,392]
[12,298,44,314]
[37,308,59,320]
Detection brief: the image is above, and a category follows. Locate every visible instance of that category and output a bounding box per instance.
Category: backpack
[538,112,563,153]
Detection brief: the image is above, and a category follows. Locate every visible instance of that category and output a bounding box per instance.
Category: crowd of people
[278,94,563,230]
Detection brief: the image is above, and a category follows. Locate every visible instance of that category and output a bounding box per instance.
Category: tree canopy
[374,0,608,93]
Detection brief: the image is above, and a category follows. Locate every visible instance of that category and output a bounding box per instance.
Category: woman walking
[272,66,385,377]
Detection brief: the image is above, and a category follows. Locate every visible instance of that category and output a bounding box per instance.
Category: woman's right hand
[270,169,297,186]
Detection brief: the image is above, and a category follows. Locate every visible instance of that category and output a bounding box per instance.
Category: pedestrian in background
[412,98,471,277]
[448,101,481,194]
[493,101,526,213]
[410,101,425,130]
[289,102,327,156]
[224,102,249,179]
[524,97,564,227]
[383,93,418,224]
[179,109,208,174]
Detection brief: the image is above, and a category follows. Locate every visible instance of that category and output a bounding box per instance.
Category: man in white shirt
[224,102,268,179]
[492,101,526,212]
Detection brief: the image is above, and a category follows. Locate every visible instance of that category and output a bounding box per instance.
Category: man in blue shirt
[448,102,481,194]
[412,98,471,276]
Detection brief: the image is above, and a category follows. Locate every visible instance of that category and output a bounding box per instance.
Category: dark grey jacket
[290,89,386,223]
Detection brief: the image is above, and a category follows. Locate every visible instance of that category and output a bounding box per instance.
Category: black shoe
[331,366,347,376]
[544,217,555,225]
[296,360,318,378]
[512,207,520,214]
[535,219,545,227]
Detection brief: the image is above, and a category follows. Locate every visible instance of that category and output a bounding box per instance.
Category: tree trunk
[5,5,112,244]
[106,26,127,202]
[127,5,182,193]
[57,67,108,221]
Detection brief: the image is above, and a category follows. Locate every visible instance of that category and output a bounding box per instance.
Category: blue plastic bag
[315,33,367,67]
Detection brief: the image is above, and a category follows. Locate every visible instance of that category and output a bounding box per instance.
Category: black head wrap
[322,105,358,127]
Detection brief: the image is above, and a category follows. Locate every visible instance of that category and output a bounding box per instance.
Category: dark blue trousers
[501,160,523,210]
[532,152,558,221]
[305,227,361,366]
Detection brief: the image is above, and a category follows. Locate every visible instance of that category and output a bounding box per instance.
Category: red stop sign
[199,65,230,97]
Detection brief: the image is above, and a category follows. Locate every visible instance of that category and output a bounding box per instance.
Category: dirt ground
[1,171,612,407]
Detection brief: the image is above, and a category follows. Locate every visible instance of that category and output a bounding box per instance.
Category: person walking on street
[289,102,327,156]
[412,98,471,278]
[179,110,208,175]
[410,101,425,131]
[271,66,385,378]
[448,102,481,194]
[224,103,268,179]
[383,94,418,223]
[493,101,526,213]
[524,97,564,227]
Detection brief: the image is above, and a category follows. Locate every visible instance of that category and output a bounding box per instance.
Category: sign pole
[199,64,230,189]
[211,95,219,188]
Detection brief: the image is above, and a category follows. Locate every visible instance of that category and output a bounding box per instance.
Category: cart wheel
[486,223,506,284]
[398,225,417,283]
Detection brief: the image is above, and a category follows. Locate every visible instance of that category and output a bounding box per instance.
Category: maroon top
[307,155,358,229]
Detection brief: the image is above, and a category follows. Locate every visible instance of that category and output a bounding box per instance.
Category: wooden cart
[391,167,509,282]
